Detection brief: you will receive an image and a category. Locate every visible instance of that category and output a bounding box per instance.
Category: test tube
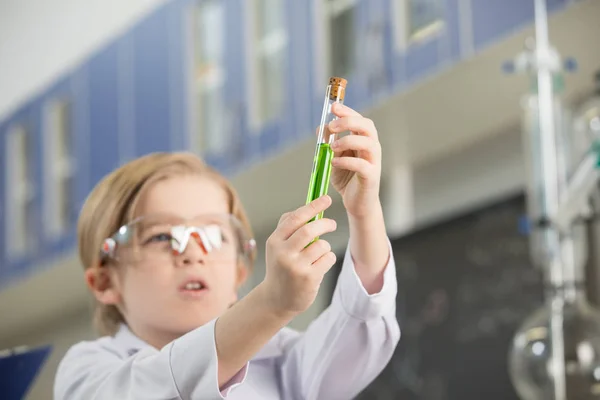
[306,77,347,223]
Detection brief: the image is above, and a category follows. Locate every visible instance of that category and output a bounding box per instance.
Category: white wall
[413,129,524,227]
[0,0,169,121]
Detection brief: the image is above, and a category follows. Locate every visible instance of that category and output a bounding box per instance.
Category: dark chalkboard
[331,193,546,400]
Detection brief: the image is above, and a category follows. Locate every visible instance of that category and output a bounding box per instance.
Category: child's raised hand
[327,103,382,219]
[261,195,338,316]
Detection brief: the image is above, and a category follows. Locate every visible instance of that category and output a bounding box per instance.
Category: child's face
[112,175,248,338]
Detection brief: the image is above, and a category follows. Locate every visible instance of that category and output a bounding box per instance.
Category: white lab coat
[54,242,400,400]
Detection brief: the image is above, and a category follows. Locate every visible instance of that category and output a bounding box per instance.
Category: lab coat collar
[113,324,151,357]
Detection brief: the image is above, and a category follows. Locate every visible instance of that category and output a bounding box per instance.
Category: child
[54,103,400,400]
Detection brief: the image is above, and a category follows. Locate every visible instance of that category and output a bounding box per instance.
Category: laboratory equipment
[505,0,600,399]
[574,71,600,158]
[509,226,600,399]
[306,77,347,224]
[509,287,600,399]
[520,69,576,271]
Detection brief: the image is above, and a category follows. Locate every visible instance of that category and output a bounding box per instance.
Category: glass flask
[509,290,600,399]
[509,218,600,399]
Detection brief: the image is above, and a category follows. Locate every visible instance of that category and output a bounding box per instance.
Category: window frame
[189,0,229,155]
[392,0,446,52]
[4,122,36,259]
[313,0,358,93]
[42,96,76,238]
[247,0,290,132]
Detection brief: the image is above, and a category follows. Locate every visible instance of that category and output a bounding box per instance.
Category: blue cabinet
[206,0,249,173]
[168,0,190,152]
[87,43,123,186]
[472,0,535,51]
[132,6,175,156]
[288,0,314,141]
[444,0,463,62]
[129,0,188,156]
[471,0,566,51]
[87,1,189,180]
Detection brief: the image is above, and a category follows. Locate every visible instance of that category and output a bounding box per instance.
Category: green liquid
[306,143,334,224]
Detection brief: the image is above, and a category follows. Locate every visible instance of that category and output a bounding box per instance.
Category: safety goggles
[100,213,256,265]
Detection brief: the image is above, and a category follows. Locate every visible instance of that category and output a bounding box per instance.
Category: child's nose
[179,233,207,266]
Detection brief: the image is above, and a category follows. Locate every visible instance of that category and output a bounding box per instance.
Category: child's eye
[219,226,236,243]
[144,233,172,244]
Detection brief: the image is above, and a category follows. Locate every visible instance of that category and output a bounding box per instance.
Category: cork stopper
[328,76,347,101]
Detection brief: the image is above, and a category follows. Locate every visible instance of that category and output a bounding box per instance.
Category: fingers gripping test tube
[306,77,347,226]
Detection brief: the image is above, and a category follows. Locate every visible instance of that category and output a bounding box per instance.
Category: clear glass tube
[305,77,347,223]
[521,74,572,274]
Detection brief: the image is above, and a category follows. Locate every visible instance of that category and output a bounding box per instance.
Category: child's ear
[235,263,249,288]
[84,266,121,306]
[230,263,249,304]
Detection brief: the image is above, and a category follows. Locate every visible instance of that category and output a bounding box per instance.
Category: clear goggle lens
[100,214,255,264]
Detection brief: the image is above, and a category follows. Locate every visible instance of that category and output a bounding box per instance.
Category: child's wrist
[253,282,298,322]
[347,200,384,226]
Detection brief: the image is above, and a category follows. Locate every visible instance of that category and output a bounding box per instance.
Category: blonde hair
[77,152,255,336]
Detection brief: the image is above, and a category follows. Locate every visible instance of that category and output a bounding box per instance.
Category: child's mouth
[183,282,205,290]
[179,279,209,297]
